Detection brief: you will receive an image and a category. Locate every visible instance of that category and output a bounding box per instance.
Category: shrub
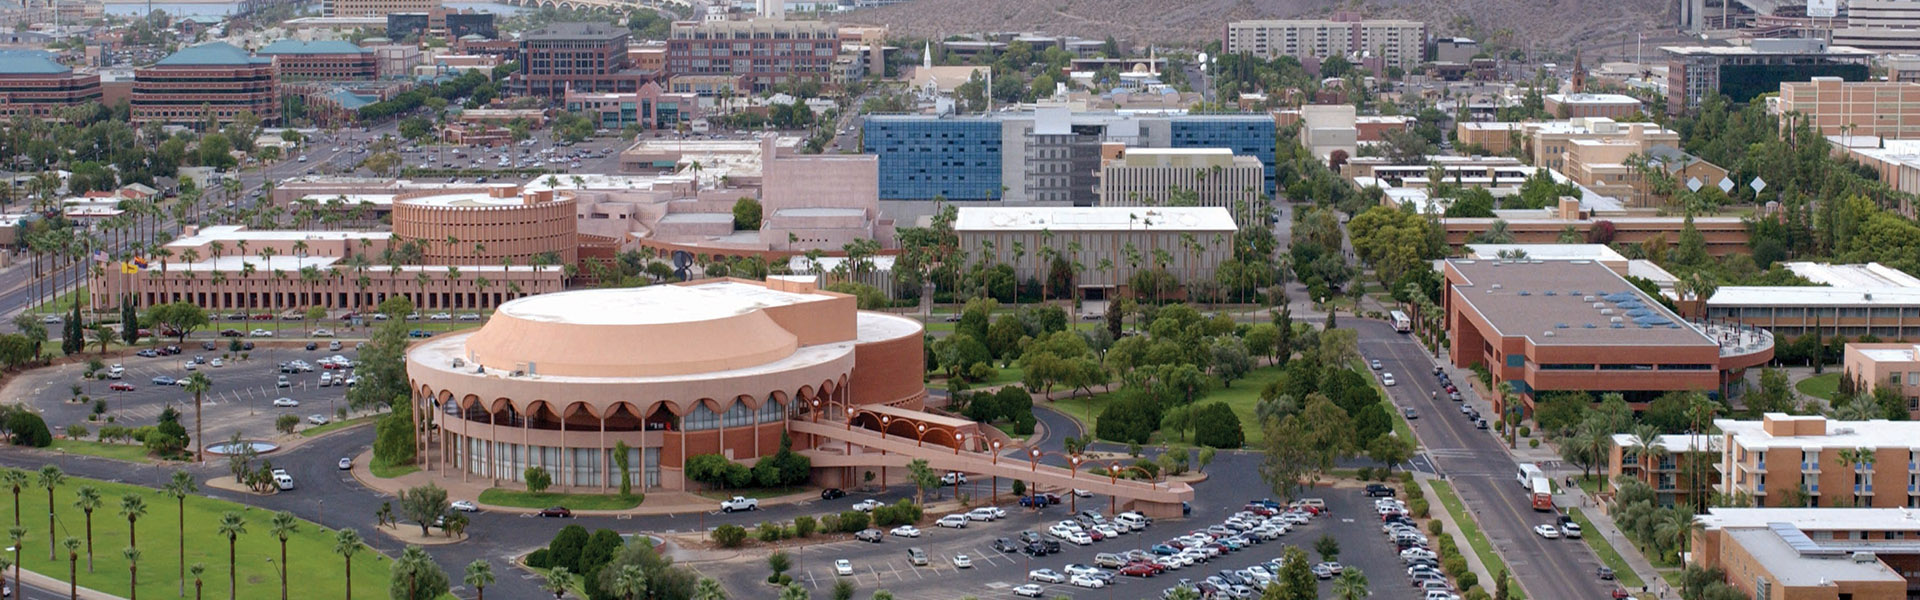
[1518,426,1531,438]
[712,524,748,548]
[793,515,817,538]
[1356,466,1373,481]
[1190,402,1244,448]
[757,521,785,542]
[1427,520,1444,536]
[1410,497,1430,518]
[1443,556,1468,577]
[820,514,840,533]
[65,424,88,440]
[1458,572,1479,590]
[547,525,589,570]
[5,411,51,447]
[1529,438,1540,448]
[526,549,551,569]
[524,466,553,494]
[837,510,869,532]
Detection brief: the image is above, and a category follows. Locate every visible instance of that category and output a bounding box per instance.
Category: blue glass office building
[1170,115,1277,197]
[863,117,1004,201]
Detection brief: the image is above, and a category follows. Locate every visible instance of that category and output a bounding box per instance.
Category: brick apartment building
[666,19,840,94]
[323,0,432,18]
[1224,15,1428,71]
[256,40,377,81]
[131,42,277,129]
[513,22,656,97]
[1775,77,1920,140]
[0,50,101,119]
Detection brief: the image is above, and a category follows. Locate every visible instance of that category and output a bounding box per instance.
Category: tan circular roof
[463,287,801,378]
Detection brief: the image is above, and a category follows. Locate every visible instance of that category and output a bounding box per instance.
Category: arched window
[684,403,720,431]
[758,398,785,424]
[721,399,754,428]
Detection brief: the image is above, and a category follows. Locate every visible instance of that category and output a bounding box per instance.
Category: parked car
[108,382,135,391]
[719,496,759,512]
[538,507,572,518]
[936,514,969,528]
[834,559,854,576]
[338,458,353,470]
[820,488,846,500]
[854,529,883,543]
[306,414,329,425]
[451,500,478,512]
[890,525,921,538]
[272,398,299,407]
[852,499,882,512]
[1013,584,1044,598]
[1533,524,1561,539]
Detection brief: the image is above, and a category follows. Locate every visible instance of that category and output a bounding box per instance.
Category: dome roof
[462,286,803,378]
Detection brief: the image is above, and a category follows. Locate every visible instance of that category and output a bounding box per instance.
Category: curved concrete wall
[391,193,578,267]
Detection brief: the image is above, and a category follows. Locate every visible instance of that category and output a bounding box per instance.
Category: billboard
[1808,0,1837,18]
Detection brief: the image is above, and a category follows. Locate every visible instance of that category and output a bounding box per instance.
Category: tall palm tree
[462,559,494,600]
[542,567,577,599]
[124,546,142,600]
[183,374,211,462]
[72,485,100,572]
[38,466,63,560]
[334,529,362,600]
[216,512,245,600]
[1331,568,1369,600]
[691,577,726,600]
[2,469,26,527]
[610,564,645,600]
[1625,424,1666,489]
[268,512,297,600]
[62,536,80,600]
[119,495,146,556]
[163,470,196,598]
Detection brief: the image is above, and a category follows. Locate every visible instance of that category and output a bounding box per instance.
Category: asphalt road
[1356,319,1615,600]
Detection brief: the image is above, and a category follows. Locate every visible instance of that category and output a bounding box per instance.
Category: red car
[538,506,572,518]
[1610,589,1630,599]
[1126,560,1167,575]
[108,383,135,391]
[1119,563,1158,577]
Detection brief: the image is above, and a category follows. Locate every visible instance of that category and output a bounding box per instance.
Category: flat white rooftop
[1717,416,1920,451]
[399,193,528,208]
[170,225,388,247]
[1862,347,1920,362]
[1545,93,1642,105]
[954,206,1237,233]
[1783,262,1920,289]
[1609,433,1719,453]
[1723,527,1905,587]
[1699,507,1920,532]
[1708,285,1920,307]
[495,281,834,327]
[1464,244,1626,263]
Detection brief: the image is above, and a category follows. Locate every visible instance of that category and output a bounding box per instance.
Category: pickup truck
[719,496,759,513]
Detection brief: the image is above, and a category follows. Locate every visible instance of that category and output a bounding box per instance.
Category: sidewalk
[1559,484,1676,600]
[1414,473,1496,588]
[11,565,131,600]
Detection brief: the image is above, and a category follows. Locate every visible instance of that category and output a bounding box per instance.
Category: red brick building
[131,42,277,128]
[256,40,376,81]
[666,20,840,94]
[0,50,101,119]
[513,22,656,97]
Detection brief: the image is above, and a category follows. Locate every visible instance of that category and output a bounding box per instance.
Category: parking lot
[704,485,1425,600]
[19,341,368,443]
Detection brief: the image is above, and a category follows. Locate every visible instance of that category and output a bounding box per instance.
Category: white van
[1114,513,1149,531]
[107,365,125,379]
[271,469,295,491]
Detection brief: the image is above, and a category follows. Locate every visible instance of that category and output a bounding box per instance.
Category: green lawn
[50,439,167,463]
[1053,365,1284,447]
[369,463,419,479]
[477,489,643,510]
[299,415,376,438]
[25,286,90,315]
[0,473,399,599]
[1570,508,1644,588]
[1429,480,1524,599]
[1796,372,1841,401]
[992,422,1030,440]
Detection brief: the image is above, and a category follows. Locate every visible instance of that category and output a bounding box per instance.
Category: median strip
[1429,479,1523,599]
[1569,508,1644,588]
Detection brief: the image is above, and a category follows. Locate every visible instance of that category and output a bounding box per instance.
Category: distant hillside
[829,0,1674,52]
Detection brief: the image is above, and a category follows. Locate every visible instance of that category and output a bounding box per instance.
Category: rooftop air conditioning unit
[1852,552,1877,563]
[452,358,465,368]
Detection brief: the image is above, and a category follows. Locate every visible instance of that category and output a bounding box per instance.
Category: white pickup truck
[719,496,759,513]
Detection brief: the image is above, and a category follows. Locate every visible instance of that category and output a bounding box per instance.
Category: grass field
[1570,508,1644,588]
[1429,480,1523,599]
[477,489,643,510]
[49,439,165,463]
[369,463,419,479]
[299,416,376,438]
[1053,365,1283,447]
[0,473,399,599]
[1796,372,1841,401]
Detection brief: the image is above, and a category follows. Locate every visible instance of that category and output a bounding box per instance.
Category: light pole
[990,440,1001,503]
[1069,456,1082,513]
[1108,464,1121,515]
[916,423,926,447]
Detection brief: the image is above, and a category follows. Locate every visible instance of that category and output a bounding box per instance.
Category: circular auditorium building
[389,187,578,267]
[404,276,926,491]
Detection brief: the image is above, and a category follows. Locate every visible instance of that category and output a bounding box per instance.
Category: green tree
[390,546,450,600]
[906,459,940,506]
[71,486,99,572]
[542,567,577,599]
[216,511,245,600]
[1275,545,1315,600]
[731,198,762,231]
[35,466,61,561]
[1367,434,1413,475]
[398,483,450,537]
[337,529,365,600]
[524,466,553,494]
[269,512,297,600]
[1331,568,1369,600]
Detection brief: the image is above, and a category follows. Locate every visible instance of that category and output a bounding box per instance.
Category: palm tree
[692,577,727,600]
[38,466,63,560]
[189,563,205,600]
[609,564,645,600]
[183,374,211,462]
[334,529,362,600]
[124,546,142,600]
[542,567,577,599]
[1625,424,1666,488]
[119,494,146,553]
[462,559,494,600]
[216,512,245,600]
[1471,219,1515,244]
[2,469,26,526]
[62,536,80,600]
[72,485,100,572]
[163,470,195,597]
[266,512,298,600]
[1331,568,1369,600]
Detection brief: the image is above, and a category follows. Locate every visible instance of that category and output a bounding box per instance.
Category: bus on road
[1390,310,1412,333]
[1530,477,1555,511]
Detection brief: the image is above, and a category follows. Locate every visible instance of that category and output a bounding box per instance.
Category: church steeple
[1571,49,1586,94]
[923,41,933,69]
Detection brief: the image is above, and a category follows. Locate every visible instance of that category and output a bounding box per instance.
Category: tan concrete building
[1543,93,1643,119]
[954,206,1236,295]
[1775,77,1920,140]
[1098,147,1265,223]
[1224,17,1428,70]
[1845,343,1920,416]
[1717,414,1920,508]
[1561,140,1728,208]
[389,187,579,268]
[1530,118,1681,173]
[322,0,433,18]
[1692,508,1911,600]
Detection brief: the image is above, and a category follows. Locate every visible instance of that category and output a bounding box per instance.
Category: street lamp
[879,415,890,441]
[916,423,926,447]
[1109,464,1123,514]
[1029,448,1040,472]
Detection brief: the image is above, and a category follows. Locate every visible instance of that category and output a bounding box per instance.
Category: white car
[834,559,854,576]
[851,499,881,512]
[1093,524,1121,538]
[1382,373,1397,386]
[306,414,329,425]
[939,472,968,485]
[272,398,299,407]
[1533,524,1561,539]
[951,554,972,568]
[890,525,921,538]
[313,329,334,337]
[1063,564,1102,578]
[1013,583,1044,598]
[451,500,478,512]
[251,329,273,337]
[1028,569,1066,583]
[1069,574,1105,589]
[1073,489,1092,497]
[936,514,969,528]
[967,508,998,521]
[1560,522,1583,538]
[429,313,452,321]
[209,358,224,367]
[337,457,352,470]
